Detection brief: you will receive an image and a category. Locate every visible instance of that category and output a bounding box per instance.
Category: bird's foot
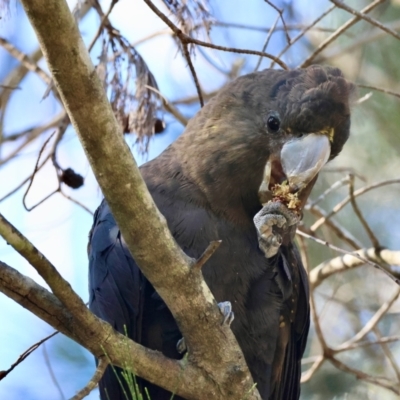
[218,301,235,326]
[176,337,187,354]
[254,201,300,258]
[176,301,234,354]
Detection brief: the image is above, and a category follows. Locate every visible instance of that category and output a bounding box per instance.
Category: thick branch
[18,0,258,398]
[0,260,232,400]
[0,260,75,336]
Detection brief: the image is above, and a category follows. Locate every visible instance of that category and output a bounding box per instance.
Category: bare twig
[329,356,400,395]
[215,21,353,34]
[59,191,93,215]
[263,0,290,44]
[301,0,385,67]
[254,14,280,72]
[143,0,288,70]
[301,356,324,383]
[0,153,51,203]
[182,42,204,106]
[372,326,400,382]
[0,331,58,381]
[193,241,222,270]
[0,38,51,84]
[358,84,400,100]
[297,230,400,285]
[87,0,118,52]
[330,0,400,42]
[306,176,350,209]
[43,342,66,400]
[322,20,400,62]
[348,174,380,249]
[144,85,188,126]
[335,287,400,350]
[310,179,400,232]
[309,248,400,288]
[271,5,336,68]
[0,112,65,166]
[335,335,400,352]
[22,131,60,212]
[70,357,108,400]
[306,205,363,249]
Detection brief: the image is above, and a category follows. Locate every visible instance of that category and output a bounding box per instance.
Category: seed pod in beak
[281,133,331,193]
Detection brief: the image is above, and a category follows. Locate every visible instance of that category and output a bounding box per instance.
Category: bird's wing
[88,199,144,339]
[275,244,310,400]
[88,199,146,399]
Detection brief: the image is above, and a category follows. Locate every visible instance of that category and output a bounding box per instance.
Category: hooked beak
[258,133,331,205]
[281,133,331,193]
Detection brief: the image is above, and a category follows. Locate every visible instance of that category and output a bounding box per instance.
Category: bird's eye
[267,116,280,133]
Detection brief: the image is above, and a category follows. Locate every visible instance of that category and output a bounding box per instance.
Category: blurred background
[0,0,400,399]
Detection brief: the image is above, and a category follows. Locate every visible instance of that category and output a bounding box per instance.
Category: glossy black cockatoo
[88,65,354,400]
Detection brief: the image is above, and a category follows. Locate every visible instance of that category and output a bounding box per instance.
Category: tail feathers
[269,327,302,400]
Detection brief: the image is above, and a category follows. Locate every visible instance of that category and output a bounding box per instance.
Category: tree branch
[16,0,260,398]
[309,248,400,288]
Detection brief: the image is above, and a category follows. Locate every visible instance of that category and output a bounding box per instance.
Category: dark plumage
[88,65,354,400]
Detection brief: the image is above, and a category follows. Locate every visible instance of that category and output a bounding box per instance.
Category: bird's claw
[218,301,235,326]
[176,301,234,354]
[254,202,300,258]
[176,337,187,354]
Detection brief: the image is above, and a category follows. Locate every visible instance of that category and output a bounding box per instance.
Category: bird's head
[174,65,355,223]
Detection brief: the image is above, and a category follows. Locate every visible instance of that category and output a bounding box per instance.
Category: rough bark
[2,0,261,398]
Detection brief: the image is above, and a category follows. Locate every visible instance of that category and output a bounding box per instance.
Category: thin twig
[142,0,288,70]
[306,205,362,249]
[263,0,290,44]
[330,0,400,42]
[301,0,385,67]
[310,179,400,232]
[334,335,400,352]
[301,356,324,383]
[322,19,400,62]
[182,42,204,107]
[297,230,400,285]
[306,176,350,209]
[43,342,66,400]
[215,21,353,34]
[299,236,331,363]
[59,191,94,215]
[22,131,59,212]
[193,241,222,271]
[372,326,400,382]
[0,38,51,84]
[271,5,336,68]
[144,85,188,126]
[348,174,380,248]
[329,356,400,394]
[309,248,400,288]
[254,14,280,72]
[0,112,66,165]
[358,84,400,100]
[70,357,108,400]
[0,331,58,381]
[334,287,400,351]
[0,153,51,203]
[88,0,118,52]
[131,29,171,47]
